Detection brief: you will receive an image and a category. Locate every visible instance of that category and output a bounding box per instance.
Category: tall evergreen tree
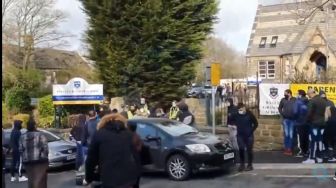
[81,0,218,106]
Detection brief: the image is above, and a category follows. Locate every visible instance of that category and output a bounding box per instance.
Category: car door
[136,123,163,168]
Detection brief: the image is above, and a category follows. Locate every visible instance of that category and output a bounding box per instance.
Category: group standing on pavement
[278,88,336,164]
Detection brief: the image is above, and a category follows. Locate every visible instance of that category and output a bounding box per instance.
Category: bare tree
[2,0,15,29]
[291,0,336,24]
[3,0,72,70]
[198,37,245,82]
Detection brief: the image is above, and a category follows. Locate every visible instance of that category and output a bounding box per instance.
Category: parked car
[187,86,204,98]
[3,129,77,169]
[76,118,235,184]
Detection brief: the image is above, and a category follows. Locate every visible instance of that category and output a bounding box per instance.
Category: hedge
[38,95,54,117]
[5,87,31,114]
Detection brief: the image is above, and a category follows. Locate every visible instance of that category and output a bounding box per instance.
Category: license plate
[67,155,76,160]
[224,153,234,160]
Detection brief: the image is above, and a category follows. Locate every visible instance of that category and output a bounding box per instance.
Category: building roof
[246,2,336,57]
[3,44,92,70]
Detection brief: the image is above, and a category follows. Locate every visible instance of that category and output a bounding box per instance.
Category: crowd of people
[278,89,336,163]
[2,90,336,188]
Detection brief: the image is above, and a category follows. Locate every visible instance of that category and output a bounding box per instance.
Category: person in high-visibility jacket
[169,101,180,120]
[127,104,137,119]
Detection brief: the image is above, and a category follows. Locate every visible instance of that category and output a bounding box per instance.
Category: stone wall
[254,118,283,151]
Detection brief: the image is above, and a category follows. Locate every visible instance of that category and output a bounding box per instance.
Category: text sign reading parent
[290,84,336,104]
[259,83,290,115]
[53,77,103,105]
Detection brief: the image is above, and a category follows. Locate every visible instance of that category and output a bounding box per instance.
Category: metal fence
[203,87,259,127]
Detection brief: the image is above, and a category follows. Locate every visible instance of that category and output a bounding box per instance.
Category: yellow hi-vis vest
[169,107,179,120]
[127,111,134,119]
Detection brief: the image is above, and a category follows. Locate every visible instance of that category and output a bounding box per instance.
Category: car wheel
[166,154,191,181]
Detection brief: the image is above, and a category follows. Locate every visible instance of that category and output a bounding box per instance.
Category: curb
[254,163,336,170]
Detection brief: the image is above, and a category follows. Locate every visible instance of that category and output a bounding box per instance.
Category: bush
[38,95,54,117]
[2,102,10,125]
[38,116,54,129]
[12,113,30,128]
[5,87,31,114]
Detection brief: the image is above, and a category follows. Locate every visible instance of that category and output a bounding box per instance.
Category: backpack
[282,98,298,119]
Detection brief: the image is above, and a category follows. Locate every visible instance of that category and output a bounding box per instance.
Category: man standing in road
[302,89,327,164]
[278,89,297,156]
[233,103,258,172]
[10,120,28,182]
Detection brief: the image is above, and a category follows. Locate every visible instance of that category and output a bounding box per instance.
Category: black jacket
[233,110,258,137]
[178,103,195,126]
[85,121,140,188]
[10,121,22,153]
[278,97,297,119]
[306,95,327,127]
[226,98,238,125]
[82,118,98,146]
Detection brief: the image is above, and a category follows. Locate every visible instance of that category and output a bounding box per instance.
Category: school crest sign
[52,78,103,105]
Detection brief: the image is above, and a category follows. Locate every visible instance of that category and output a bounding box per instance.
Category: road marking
[227,173,241,177]
[265,175,334,178]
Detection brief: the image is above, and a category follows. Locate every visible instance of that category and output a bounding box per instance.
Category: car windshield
[156,121,198,137]
[41,131,61,142]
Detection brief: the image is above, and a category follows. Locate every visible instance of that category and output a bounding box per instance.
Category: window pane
[268,61,275,65]
[268,70,275,73]
[259,61,266,65]
[136,123,157,139]
[268,65,275,69]
[260,70,266,74]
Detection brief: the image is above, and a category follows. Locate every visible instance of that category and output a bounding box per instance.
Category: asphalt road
[5,167,336,188]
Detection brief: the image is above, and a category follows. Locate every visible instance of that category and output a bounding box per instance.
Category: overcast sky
[55,0,283,53]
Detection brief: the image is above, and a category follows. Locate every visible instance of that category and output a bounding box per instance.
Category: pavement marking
[254,163,336,170]
[265,175,334,178]
[227,173,242,178]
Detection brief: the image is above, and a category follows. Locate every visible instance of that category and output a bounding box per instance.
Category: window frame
[258,60,275,79]
[259,37,267,48]
[270,36,278,48]
[136,123,158,140]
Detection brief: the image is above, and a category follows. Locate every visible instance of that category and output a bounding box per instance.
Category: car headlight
[48,151,61,158]
[185,144,211,153]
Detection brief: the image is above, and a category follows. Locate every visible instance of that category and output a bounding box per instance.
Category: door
[136,123,162,168]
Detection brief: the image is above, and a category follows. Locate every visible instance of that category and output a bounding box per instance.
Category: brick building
[246,1,336,83]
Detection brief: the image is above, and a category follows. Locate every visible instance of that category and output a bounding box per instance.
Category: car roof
[128,118,177,125]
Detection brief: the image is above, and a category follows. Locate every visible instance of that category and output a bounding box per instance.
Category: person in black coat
[225,98,239,151]
[10,120,27,182]
[85,114,141,188]
[233,103,258,172]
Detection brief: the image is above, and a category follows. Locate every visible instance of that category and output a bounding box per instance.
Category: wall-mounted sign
[52,77,103,105]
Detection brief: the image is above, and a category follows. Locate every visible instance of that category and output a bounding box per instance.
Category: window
[259,61,275,79]
[270,36,278,48]
[136,123,157,140]
[259,37,267,48]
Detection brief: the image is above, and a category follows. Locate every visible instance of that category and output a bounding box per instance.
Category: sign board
[259,83,289,115]
[52,77,103,105]
[211,63,221,86]
[290,84,336,104]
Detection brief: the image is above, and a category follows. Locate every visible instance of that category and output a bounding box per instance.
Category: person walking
[225,98,239,152]
[294,90,309,158]
[20,117,49,188]
[10,120,28,182]
[233,103,258,172]
[70,114,86,170]
[302,89,327,164]
[85,113,141,188]
[82,111,99,159]
[278,89,297,156]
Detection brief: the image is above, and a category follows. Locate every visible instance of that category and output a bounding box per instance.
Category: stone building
[246,1,336,83]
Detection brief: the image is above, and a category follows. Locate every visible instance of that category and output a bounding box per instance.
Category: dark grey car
[3,129,77,169]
